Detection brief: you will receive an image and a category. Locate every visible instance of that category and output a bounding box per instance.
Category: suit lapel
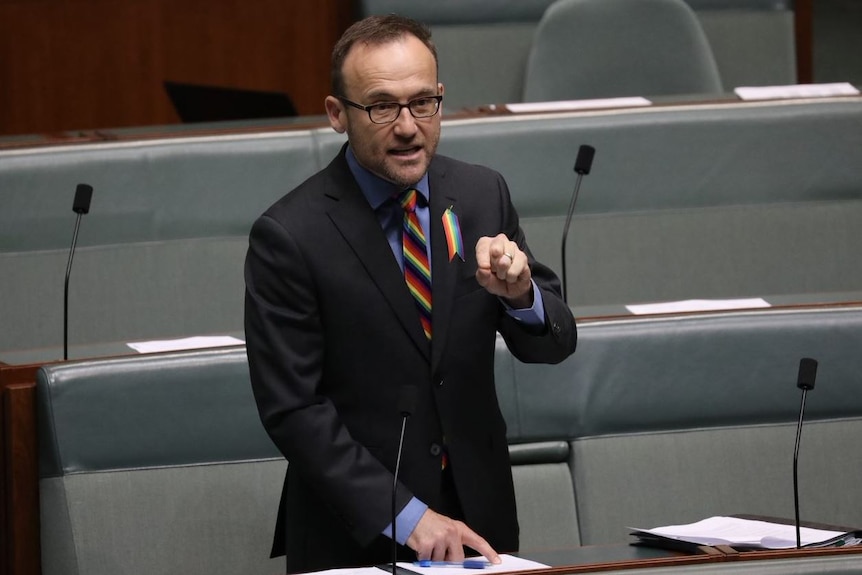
[325,154,431,360]
[428,162,461,374]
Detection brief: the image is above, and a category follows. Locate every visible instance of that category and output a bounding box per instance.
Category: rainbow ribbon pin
[442,206,464,262]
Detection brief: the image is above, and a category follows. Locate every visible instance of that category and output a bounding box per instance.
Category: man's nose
[392,106,418,134]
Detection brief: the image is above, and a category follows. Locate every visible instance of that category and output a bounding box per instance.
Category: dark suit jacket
[244,147,577,572]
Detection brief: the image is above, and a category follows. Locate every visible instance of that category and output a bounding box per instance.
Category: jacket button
[429,443,442,456]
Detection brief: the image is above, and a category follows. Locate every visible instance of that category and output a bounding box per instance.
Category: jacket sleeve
[492,174,578,364]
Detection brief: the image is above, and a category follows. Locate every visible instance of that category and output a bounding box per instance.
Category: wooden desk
[513,542,862,574]
[520,543,721,572]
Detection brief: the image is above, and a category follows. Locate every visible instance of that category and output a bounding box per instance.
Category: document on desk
[126,335,244,353]
[505,97,651,113]
[625,298,770,315]
[398,554,549,574]
[734,82,860,101]
[304,556,550,575]
[630,516,854,549]
[308,568,384,575]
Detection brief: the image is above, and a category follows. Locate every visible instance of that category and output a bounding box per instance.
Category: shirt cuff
[383,497,428,545]
[501,279,546,326]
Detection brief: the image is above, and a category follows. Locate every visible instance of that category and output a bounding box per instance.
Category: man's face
[326,35,443,189]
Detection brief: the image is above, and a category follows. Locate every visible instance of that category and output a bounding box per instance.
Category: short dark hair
[331,14,438,97]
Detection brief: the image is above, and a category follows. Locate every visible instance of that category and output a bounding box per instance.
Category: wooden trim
[1,367,41,575]
[795,0,814,83]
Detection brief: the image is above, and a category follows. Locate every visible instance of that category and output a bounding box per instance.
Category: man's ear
[437,83,445,115]
[325,96,347,134]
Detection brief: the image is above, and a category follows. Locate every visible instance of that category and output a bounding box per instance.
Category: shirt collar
[346,146,430,210]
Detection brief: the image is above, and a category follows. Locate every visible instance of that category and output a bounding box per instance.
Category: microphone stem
[561,174,584,305]
[793,388,808,549]
[393,415,409,575]
[64,213,84,361]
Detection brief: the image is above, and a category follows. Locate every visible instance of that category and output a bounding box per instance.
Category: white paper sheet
[301,555,550,575]
[734,82,860,101]
[626,298,770,315]
[304,568,384,575]
[399,554,549,575]
[306,568,385,575]
[126,335,244,353]
[505,97,651,113]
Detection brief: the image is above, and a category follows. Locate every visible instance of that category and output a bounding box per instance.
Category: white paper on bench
[301,555,549,575]
[302,568,382,575]
[630,516,845,549]
[626,298,770,315]
[734,82,860,101]
[399,554,549,575]
[505,97,651,113]
[126,335,244,353]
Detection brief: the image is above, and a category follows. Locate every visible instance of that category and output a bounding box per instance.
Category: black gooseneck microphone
[561,145,595,304]
[64,184,93,360]
[793,357,818,549]
[392,385,417,575]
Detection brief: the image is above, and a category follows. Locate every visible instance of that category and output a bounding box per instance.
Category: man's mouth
[390,145,422,158]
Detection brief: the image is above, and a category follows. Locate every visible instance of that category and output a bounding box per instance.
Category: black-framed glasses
[337,95,443,124]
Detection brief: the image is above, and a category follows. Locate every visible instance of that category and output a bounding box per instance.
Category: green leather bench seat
[5,237,249,353]
[496,304,862,544]
[36,303,862,573]
[433,98,862,306]
[5,97,862,354]
[37,346,285,575]
[36,347,579,572]
[359,0,793,21]
[1,131,320,352]
[1,131,318,251]
[356,0,797,108]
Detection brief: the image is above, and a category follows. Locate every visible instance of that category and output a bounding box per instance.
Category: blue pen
[413,560,490,569]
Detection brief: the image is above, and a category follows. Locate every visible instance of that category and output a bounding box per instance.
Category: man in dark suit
[244,14,577,574]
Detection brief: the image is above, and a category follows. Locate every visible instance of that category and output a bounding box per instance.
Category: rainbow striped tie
[400,189,432,340]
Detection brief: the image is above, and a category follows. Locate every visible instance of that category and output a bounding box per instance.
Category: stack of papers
[630,516,860,550]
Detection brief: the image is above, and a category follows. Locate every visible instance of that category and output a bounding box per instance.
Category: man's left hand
[475,234,533,308]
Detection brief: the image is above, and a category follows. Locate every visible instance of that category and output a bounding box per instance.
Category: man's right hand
[406,508,502,564]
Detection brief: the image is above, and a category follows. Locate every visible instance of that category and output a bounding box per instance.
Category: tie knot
[399,189,419,213]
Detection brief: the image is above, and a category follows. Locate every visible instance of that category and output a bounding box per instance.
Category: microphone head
[397,385,418,417]
[73,184,94,214]
[797,357,818,391]
[573,145,596,175]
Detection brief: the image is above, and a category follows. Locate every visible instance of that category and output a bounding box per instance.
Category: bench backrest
[436,98,862,306]
[496,305,862,543]
[36,346,581,571]
[6,97,862,353]
[356,0,797,108]
[37,346,285,575]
